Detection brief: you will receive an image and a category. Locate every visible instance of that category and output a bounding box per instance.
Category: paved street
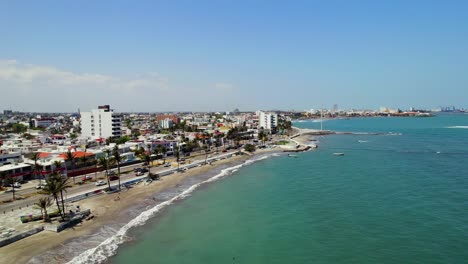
[0,149,240,213]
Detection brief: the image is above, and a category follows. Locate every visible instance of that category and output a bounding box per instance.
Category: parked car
[11,182,21,188]
[107,170,116,176]
[82,175,93,181]
[222,149,227,153]
[135,171,145,176]
[95,180,106,186]
[36,181,47,189]
[163,163,171,167]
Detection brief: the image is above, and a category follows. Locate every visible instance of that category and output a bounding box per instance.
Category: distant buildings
[33,117,55,128]
[159,118,174,129]
[80,105,122,140]
[156,114,180,124]
[258,111,278,130]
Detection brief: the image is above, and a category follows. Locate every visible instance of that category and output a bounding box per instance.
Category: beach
[0,152,276,264]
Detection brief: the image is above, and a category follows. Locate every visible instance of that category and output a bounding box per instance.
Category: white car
[12,182,21,188]
[95,180,106,186]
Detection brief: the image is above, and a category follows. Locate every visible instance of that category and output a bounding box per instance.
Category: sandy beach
[0,151,278,264]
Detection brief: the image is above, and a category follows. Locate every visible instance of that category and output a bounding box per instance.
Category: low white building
[33,117,55,128]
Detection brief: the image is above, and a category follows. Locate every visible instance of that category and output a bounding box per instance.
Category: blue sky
[1,0,468,112]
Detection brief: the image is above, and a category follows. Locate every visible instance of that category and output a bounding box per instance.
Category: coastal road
[0,150,241,212]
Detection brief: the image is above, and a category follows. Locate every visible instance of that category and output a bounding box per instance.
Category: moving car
[95,180,106,186]
[109,175,119,181]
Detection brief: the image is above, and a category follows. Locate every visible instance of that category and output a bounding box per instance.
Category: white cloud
[0,60,168,91]
[0,60,173,112]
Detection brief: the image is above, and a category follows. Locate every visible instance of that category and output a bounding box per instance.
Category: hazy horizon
[2,1,468,112]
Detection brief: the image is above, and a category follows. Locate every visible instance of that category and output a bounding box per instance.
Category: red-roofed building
[38,152,51,159]
[156,114,180,124]
[58,151,94,160]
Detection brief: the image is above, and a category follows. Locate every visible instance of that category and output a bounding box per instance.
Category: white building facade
[259,111,278,130]
[81,105,122,140]
[159,118,174,129]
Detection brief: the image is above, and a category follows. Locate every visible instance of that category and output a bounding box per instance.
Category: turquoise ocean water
[109,114,468,264]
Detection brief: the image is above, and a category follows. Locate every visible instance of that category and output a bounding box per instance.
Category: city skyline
[2,1,468,112]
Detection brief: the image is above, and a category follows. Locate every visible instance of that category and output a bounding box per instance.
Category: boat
[333,153,345,156]
[358,140,368,143]
[288,154,298,158]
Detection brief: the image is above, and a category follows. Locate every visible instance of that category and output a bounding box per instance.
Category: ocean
[76,114,468,263]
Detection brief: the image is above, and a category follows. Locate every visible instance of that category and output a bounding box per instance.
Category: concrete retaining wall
[0,226,44,247]
[44,209,91,232]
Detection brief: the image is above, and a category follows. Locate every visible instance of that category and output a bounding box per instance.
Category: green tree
[174,148,180,170]
[43,172,69,219]
[113,145,123,190]
[65,151,76,184]
[31,152,41,180]
[12,123,28,133]
[244,144,256,152]
[34,197,52,222]
[4,174,19,200]
[98,156,111,190]
[91,159,99,181]
[53,160,62,174]
[79,155,88,168]
[203,144,209,164]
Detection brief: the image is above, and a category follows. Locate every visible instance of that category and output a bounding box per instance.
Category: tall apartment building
[259,111,278,130]
[81,105,122,139]
[159,118,174,129]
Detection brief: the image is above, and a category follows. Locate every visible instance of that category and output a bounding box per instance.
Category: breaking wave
[446,126,468,129]
[66,154,276,264]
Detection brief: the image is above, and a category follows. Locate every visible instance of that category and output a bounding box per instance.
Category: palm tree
[79,155,88,168]
[31,152,41,180]
[152,148,159,166]
[65,150,76,184]
[98,156,111,190]
[4,174,18,200]
[53,160,62,173]
[44,172,68,219]
[160,145,167,164]
[92,159,98,181]
[112,145,122,190]
[140,152,151,172]
[175,148,180,170]
[0,171,7,190]
[203,144,209,164]
[34,197,52,222]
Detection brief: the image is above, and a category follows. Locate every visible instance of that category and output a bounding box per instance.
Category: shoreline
[0,149,282,264]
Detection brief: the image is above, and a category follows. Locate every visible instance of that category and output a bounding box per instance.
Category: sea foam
[66,154,275,264]
[446,126,468,129]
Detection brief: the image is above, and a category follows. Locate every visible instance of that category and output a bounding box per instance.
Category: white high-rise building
[259,111,278,130]
[81,105,122,139]
[159,118,174,129]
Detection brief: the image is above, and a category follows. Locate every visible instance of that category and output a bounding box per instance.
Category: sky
[1,0,468,112]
